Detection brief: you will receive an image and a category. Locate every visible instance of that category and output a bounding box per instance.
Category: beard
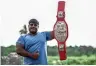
[29,28,38,35]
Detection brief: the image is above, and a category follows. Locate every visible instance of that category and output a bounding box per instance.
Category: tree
[19,24,27,35]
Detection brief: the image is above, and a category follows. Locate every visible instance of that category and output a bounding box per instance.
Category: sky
[0,0,96,47]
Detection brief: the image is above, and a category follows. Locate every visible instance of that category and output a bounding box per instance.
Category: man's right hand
[31,51,39,60]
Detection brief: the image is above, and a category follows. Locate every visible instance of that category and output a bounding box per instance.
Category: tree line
[47,45,96,56]
[1,45,96,56]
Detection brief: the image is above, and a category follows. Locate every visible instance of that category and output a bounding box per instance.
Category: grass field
[47,55,96,65]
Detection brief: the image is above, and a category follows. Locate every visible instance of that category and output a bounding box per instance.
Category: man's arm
[50,31,54,39]
[16,44,39,59]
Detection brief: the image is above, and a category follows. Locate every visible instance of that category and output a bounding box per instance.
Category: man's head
[28,19,39,34]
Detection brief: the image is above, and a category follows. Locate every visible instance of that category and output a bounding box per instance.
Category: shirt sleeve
[16,35,25,45]
[42,31,52,41]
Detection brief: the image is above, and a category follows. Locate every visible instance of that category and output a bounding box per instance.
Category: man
[16,19,54,65]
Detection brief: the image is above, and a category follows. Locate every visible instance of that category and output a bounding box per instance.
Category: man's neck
[28,32,37,36]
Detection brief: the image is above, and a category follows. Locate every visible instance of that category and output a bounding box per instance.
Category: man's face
[28,23,39,34]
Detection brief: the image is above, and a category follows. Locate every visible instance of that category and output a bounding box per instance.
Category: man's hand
[31,51,39,60]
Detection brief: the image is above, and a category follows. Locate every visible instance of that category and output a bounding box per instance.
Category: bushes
[48,55,96,65]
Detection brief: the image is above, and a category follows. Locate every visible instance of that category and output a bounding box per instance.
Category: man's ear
[37,25,39,28]
[28,25,29,28]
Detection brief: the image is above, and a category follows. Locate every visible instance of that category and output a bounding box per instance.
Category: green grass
[47,55,96,65]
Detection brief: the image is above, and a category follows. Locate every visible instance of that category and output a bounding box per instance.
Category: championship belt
[53,1,68,60]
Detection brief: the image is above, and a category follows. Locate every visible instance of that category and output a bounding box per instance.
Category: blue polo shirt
[16,31,52,65]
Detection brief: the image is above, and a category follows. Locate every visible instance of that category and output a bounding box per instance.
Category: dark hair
[29,19,39,25]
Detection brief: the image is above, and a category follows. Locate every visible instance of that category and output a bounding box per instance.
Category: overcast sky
[0,0,96,47]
